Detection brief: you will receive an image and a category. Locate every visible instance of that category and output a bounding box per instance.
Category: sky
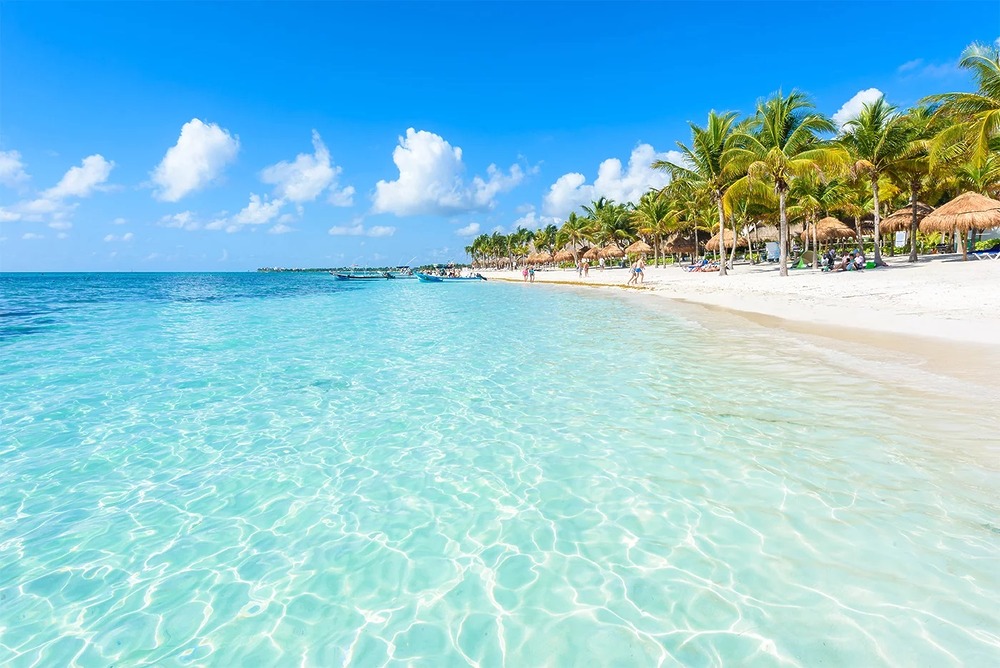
[0,1,997,271]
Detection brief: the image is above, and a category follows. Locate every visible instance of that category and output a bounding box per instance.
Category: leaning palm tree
[729,91,847,275]
[840,96,912,266]
[654,110,742,275]
[925,42,1000,169]
[789,173,850,267]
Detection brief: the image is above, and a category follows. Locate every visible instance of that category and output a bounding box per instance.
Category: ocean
[1,272,998,666]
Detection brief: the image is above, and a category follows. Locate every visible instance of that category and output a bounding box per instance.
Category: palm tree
[891,105,945,262]
[632,190,678,266]
[556,212,592,262]
[729,91,846,276]
[789,173,850,267]
[840,96,912,266]
[654,110,742,276]
[925,42,1000,169]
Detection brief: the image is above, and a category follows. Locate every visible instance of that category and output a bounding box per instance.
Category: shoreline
[479,255,1000,392]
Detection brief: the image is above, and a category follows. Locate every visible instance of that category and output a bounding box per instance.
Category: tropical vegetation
[465,42,1000,273]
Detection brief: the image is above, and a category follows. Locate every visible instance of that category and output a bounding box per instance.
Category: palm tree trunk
[812,215,819,269]
[716,198,727,276]
[778,189,789,276]
[871,177,884,266]
[728,215,738,269]
[908,182,919,263]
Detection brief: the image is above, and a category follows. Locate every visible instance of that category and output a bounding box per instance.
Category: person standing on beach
[636,257,646,284]
[583,259,590,277]
[599,257,605,271]
[522,266,529,282]
[626,259,639,285]
[577,261,583,277]
[528,266,535,282]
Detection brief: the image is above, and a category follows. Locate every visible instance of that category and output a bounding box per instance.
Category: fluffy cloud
[268,223,294,235]
[48,221,72,230]
[456,222,481,237]
[44,155,114,199]
[158,211,202,231]
[372,128,526,216]
[113,217,127,225]
[21,232,43,240]
[512,207,560,230]
[832,88,884,130]
[103,232,134,242]
[0,150,30,189]
[542,144,677,218]
[233,193,283,226]
[260,130,354,205]
[152,119,239,201]
[328,218,395,237]
[0,207,21,222]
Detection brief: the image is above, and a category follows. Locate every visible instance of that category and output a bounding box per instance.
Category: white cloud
[833,88,884,129]
[233,193,284,226]
[329,223,364,236]
[113,217,127,225]
[48,221,72,230]
[151,118,239,201]
[0,150,30,189]
[372,128,525,216]
[542,144,676,218]
[22,232,43,240]
[103,232,134,242]
[158,211,202,231]
[260,130,353,205]
[897,59,923,73]
[512,207,561,230]
[0,207,21,222]
[44,155,114,199]
[456,222,481,237]
[367,225,395,238]
[268,223,294,234]
[56,232,68,239]
[328,217,394,237]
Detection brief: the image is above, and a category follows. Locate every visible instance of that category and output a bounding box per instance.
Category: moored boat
[414,271,486,282]
[331,271,388,280]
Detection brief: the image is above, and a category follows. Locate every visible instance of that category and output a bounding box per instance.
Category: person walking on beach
[577,261,583,278]
[522,266,529,282]
[598,257,605,271]
[528,266,536,283]
[636,257,645,284]
[583,259,590,277]
[626,259,639,286]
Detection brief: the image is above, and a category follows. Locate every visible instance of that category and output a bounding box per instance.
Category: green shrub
[974,238,1000,251]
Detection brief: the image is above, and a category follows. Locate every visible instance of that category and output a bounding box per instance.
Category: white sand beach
[479,254,1000,347]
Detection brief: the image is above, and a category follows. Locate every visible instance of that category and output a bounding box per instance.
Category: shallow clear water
[1,273,998,667]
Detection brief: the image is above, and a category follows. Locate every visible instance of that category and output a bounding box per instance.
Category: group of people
[521,266,536,282]
[625,257,646,285]
[575,259,591,277]
[824,249,866,272]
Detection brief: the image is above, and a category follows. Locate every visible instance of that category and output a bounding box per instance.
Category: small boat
[385,266,418,279]
[414,271,487,282]
[331,272,388,280]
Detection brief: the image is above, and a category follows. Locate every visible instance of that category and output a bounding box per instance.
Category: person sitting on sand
[824,249,837,271]
[833,253,851,271]
[853,251,866,270]
[685,258,709,272]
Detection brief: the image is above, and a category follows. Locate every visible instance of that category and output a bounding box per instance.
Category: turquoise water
[1,273,998,666]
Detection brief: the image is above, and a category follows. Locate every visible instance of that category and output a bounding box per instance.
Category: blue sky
[0,1,996,271]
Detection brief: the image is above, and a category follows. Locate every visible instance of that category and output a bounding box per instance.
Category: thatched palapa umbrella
[880,202,934,234]
[623,240,653,255]
[599,245,625,259]
[663,233,697,255]
[704,229,747,252]
[582,247,602,260]
[920,191,1000,260]
[800,217,856,243]
[552,250,575,263]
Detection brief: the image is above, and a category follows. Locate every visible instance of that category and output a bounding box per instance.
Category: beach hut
[624,240,653,255]
[880,202,935,233]
[552,250,575,263]
[704,229,747,252]
[599,245,625,259]
[663,233,697,255]
[800,217,856,243]
[582,247,602,261]
[920,191,1000,260]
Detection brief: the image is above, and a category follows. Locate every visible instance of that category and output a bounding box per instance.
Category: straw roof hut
[920,191,1000,260]
[529,252,553,264]
[663,233,697,254]
[582,247,602,260]
[600,245,625,258]
[800,217,856,242]
[704,229,748,252]
[623,240,653,254]
[744,224,780,243]
[552,250,575,263]
[880,202,934,233]
[920,192,1000,233]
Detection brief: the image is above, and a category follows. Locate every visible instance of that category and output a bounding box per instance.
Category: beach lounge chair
[684,258,710,272]
[765,242,780,262]
[973,247,1000,261]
